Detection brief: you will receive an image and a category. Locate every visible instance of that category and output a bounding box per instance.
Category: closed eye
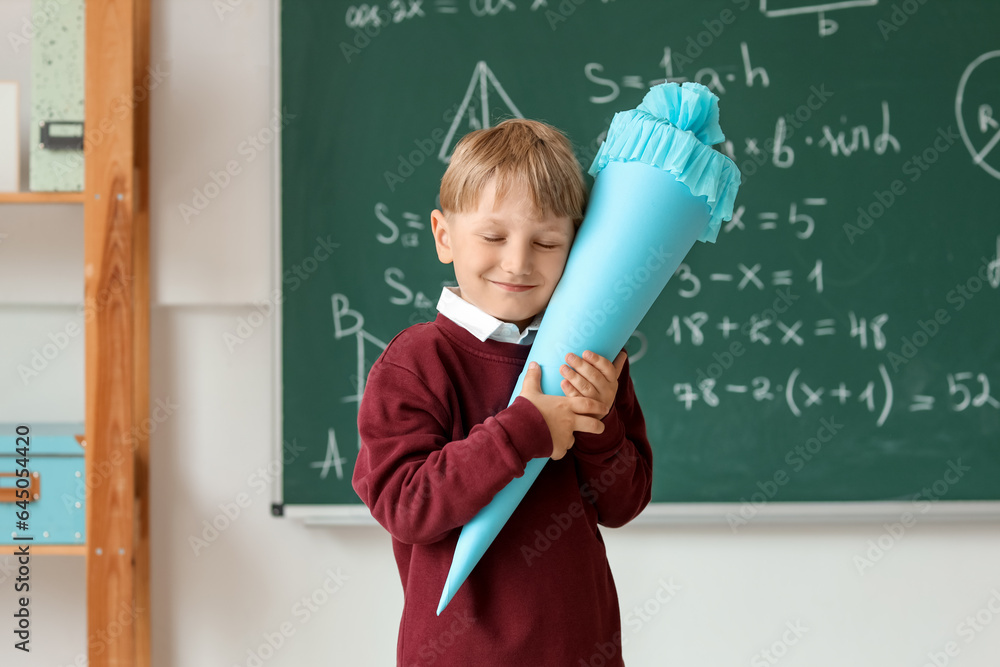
[481,236,504,244]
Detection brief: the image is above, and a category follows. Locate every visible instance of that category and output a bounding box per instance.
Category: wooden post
[131,0,151,664]
[84,0,150,665]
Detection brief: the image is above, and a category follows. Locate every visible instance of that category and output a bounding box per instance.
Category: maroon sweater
[353,313,653,666]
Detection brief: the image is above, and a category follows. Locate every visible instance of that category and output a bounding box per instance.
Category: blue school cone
[437,82,742,615]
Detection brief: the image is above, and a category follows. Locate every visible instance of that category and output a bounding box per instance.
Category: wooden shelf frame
[1,544,87,556]
[0,3,150,664]
[0,192,86,203]
[83,1,151,666]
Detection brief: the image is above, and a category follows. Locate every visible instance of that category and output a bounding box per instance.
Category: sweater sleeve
[571,355,653,528]
[352,359,553,546]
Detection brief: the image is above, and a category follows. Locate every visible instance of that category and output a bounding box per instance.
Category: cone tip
[436,584,451,616]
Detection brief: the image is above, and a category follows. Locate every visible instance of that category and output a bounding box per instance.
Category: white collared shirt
[436,285,543,345]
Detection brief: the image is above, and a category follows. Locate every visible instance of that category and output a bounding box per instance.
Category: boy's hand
[518,362,607,460]
[559,350,628,420]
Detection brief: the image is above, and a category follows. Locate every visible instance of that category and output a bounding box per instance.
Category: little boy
[353,118,652,666]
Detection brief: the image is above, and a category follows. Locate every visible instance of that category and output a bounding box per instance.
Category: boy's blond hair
[439,119,586,227]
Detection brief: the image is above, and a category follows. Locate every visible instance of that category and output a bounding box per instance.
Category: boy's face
[431,180,575,331]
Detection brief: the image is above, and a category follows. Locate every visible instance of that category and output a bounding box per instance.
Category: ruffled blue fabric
[588,82,742,243]
[637,81,723,144]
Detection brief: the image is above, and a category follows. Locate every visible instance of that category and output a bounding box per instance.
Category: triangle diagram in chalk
[439,61,524,164]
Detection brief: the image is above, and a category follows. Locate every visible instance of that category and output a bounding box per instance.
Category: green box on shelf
[29,0,85,192]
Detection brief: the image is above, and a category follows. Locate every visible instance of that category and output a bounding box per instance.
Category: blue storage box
[0,423,85,545]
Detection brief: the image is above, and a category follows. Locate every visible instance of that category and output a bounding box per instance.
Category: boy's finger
[562,366,596,396]
[565,354,605,387]
[522,361,542,393]
[612,350,628,377]
[582,350,619,382]
[570,396,606,417]
[574,414,605,435]
[561,378,581,397]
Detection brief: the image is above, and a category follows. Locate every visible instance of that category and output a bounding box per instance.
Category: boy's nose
[500,244,532,276]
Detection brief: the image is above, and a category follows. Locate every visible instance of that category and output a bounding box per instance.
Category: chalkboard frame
[271,0,1000,524]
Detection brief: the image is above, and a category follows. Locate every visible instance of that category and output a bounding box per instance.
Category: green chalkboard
[279,0,1000,513]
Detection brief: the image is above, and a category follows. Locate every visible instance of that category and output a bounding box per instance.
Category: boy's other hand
[560,350,628,420]
[519,361,607,460]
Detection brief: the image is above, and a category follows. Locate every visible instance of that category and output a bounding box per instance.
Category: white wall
[2,1,999,665]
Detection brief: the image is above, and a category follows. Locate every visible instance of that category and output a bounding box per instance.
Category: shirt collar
[436,286,543,345]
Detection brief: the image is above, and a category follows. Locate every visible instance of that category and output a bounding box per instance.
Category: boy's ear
[430,209,454,264]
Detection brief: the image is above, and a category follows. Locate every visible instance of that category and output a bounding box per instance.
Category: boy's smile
[431,180,576,332]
